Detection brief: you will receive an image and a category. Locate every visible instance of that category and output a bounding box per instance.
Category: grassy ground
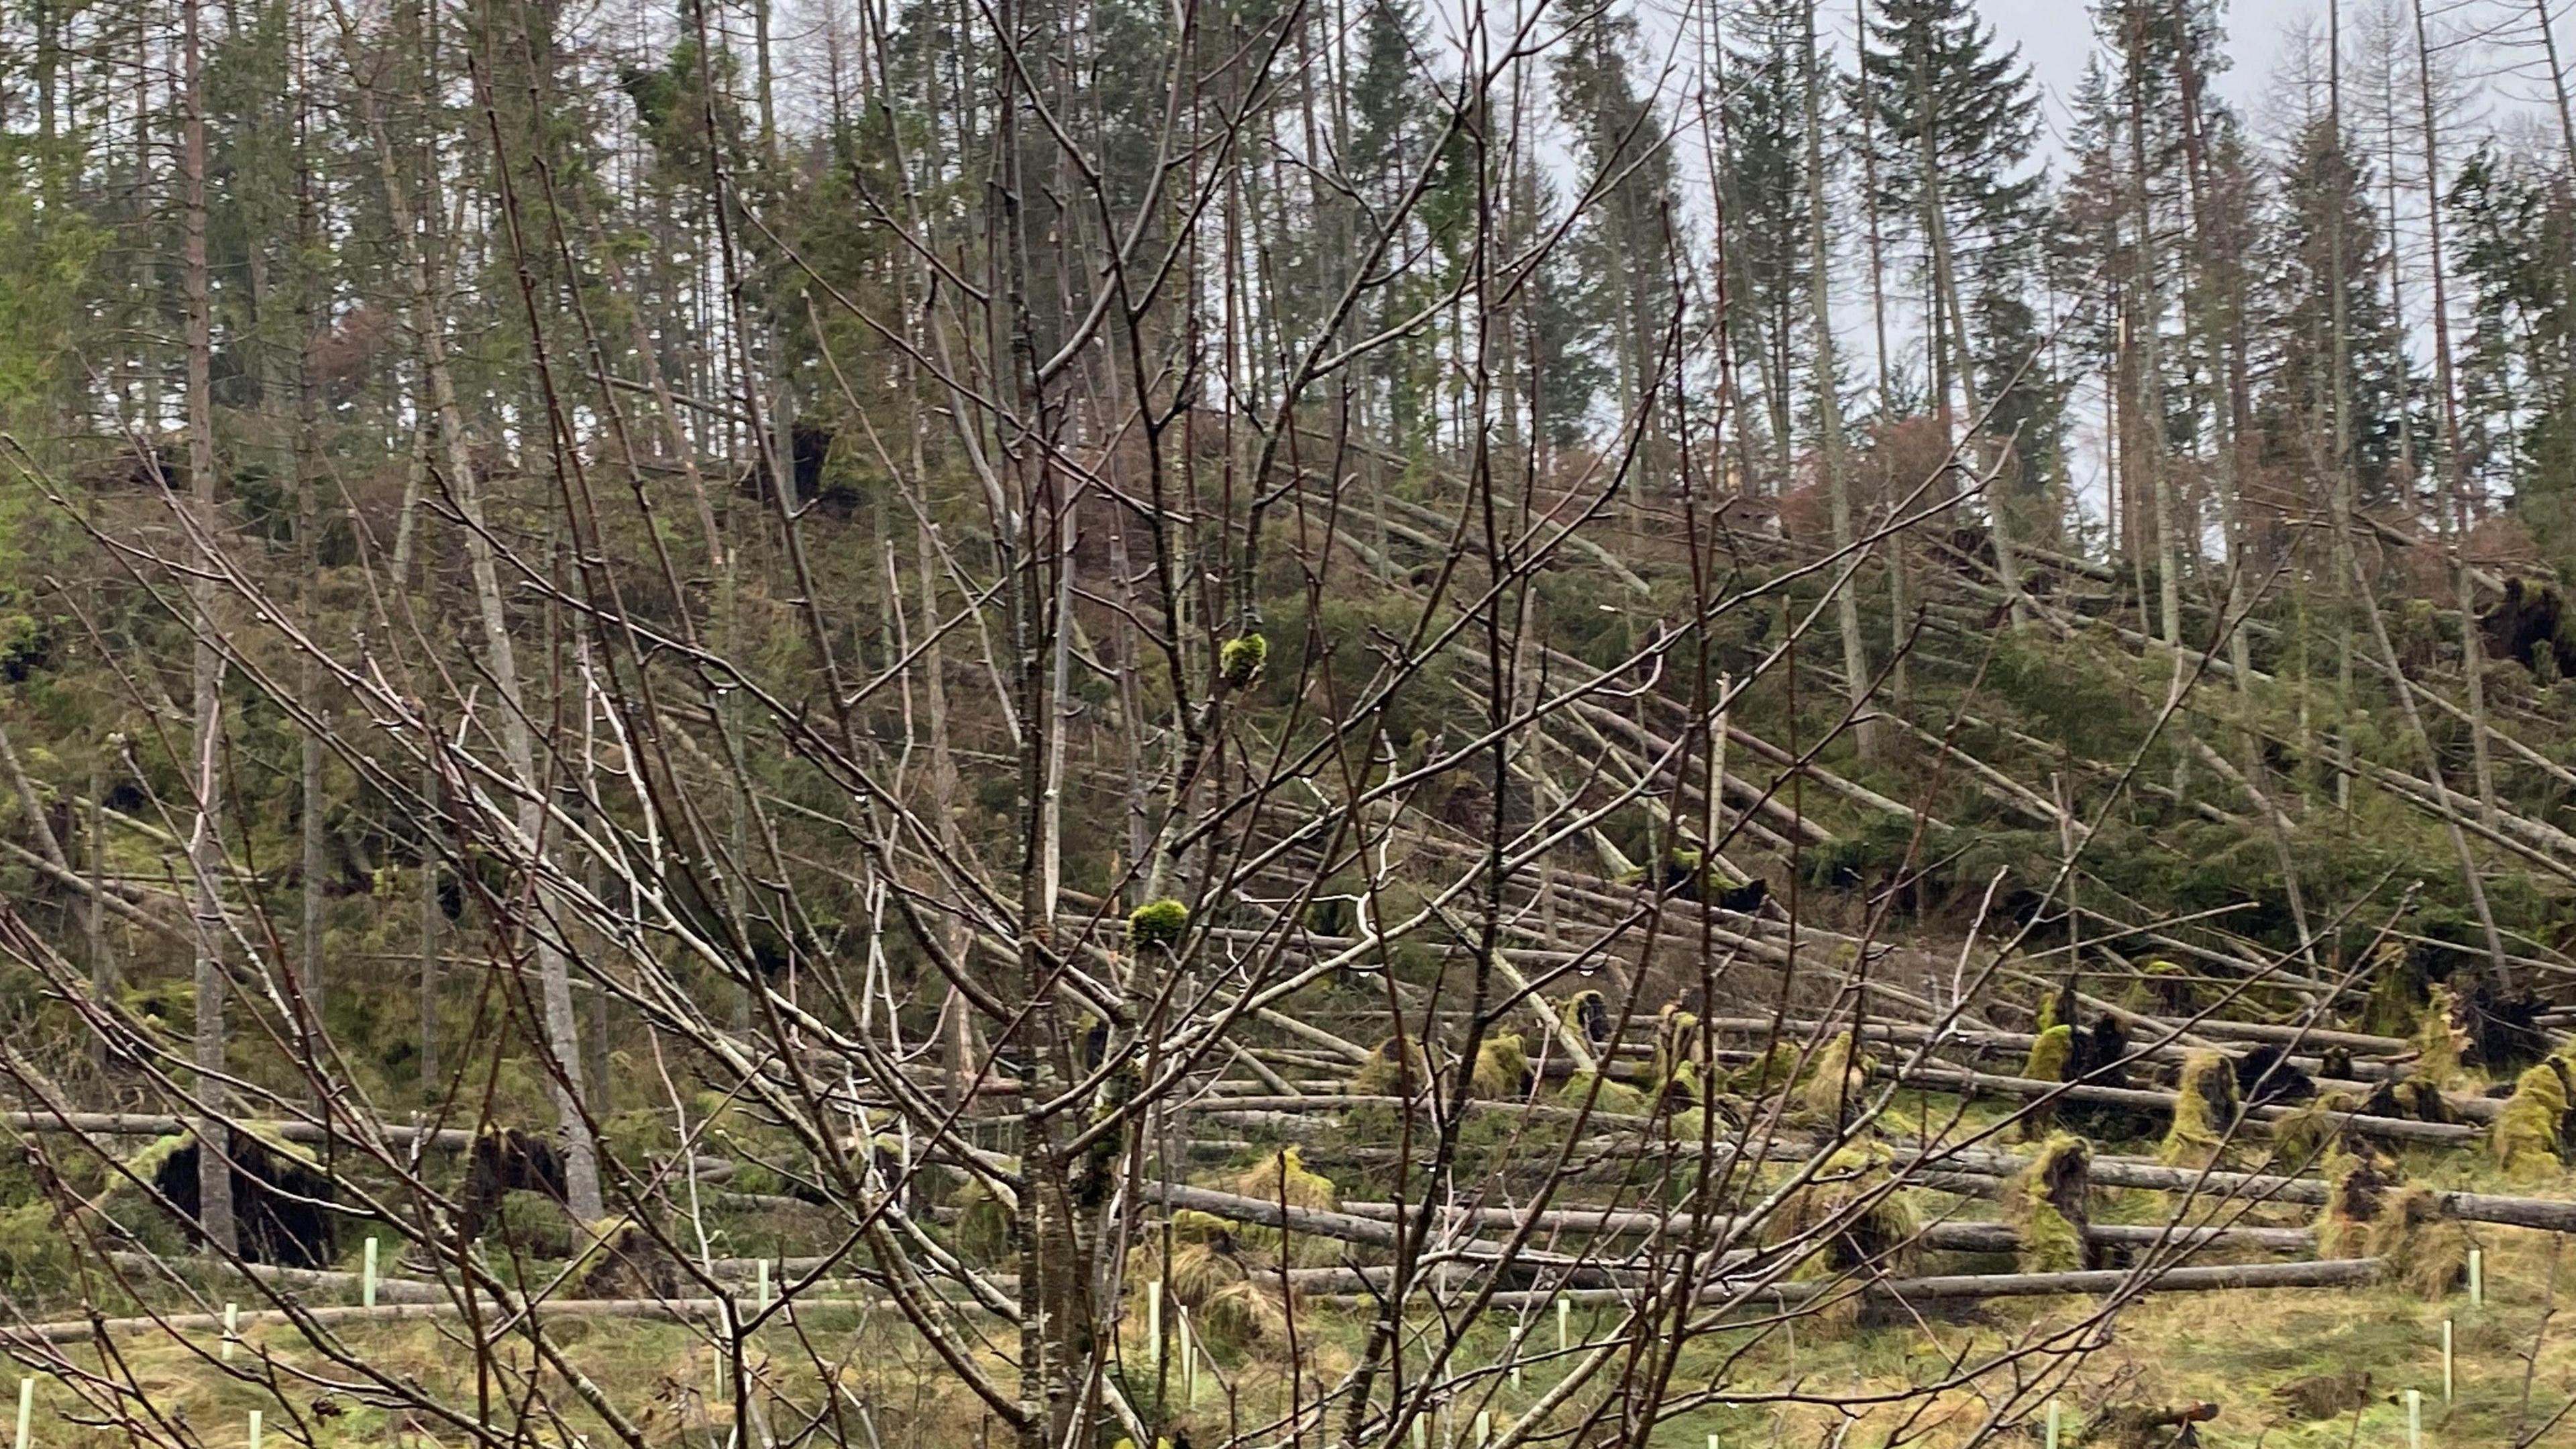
[9,1128,2572,1446]
[16,1238,2569,1448]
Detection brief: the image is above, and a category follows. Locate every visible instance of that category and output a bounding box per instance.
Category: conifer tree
[1350,0,1442,449]
[1556,9,1678,449]
[1862,0,2064,525]
[2452,145,2576,549]
[2258,107,2411,506]
[1719,0,1811,478]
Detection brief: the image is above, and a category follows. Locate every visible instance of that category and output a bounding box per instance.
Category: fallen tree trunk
[1326,1200,2315,1254]
[1312,1256,2385,1310]
[2155,1018,2411,1055]
[1925,1146,2576,1234]
[1688,1015,2411,1087]
[1453,1132,2576,1238]
[1155,1181,2315,1261]
[1886,1063,2480,1144]
[1190,1093,1656,1129]
[1,1112,735,1177]
[103,1252,448,1305]
[1149,1181,1481,1253]
[1829,1255,2383,1301]
[0,1296,917,1349]
[1197,1065,2475,1148]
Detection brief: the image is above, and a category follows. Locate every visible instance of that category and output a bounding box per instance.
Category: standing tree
[180,0,235,1259]
[1864,0,2049,614]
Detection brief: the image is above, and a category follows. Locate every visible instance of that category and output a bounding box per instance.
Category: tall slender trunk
[2104,355,2119,577]
[990,13,1084,1432]
[917,514,967,898]
[181,0,235,1258]
[296,63,328,1048]
[2536,0,2576,170]
[2325,2,2359,812]
[34,2,56,151]
[2176,6,2315,957]
[89,767,111,1075]
[1857,0,1904,706]
[1802,0,1874,759]
[451,399,602,1222]
[2408,0,2499,826]
[1101,427,1151,894]
[1915,46,2027,629]
[755,0,778,155]
[136,13,158,436]
[343,4,602,1217]
[2125,11,2182,694]
[2367,19,2418,494]
[419,752,440,1095]
[1038,527,1076,924]
[1929,197,2027,625]
[1856,0,1891,415]
[2174,11,2247,686]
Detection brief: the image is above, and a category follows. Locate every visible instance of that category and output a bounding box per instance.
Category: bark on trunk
[1803,1,1874,759]
[180,0,234,1260]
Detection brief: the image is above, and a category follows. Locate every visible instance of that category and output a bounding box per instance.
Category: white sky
[1982,0,2286,146]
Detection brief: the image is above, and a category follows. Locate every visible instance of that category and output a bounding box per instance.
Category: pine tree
[2451,143,2576,552]
[1349,0,1431,214]
[2056,1,2231,565]
[1860,0,2045,301]
[1972,283,2070,512]
[1348,0,1444,449]
[181,0,235,1258]
[1862,0,2067,521]
[1526,174,1613,449]
[2257,107,2412,507]
[1719,0,1813,478]
[1556,9,1678,445]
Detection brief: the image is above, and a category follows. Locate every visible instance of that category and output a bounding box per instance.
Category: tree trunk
[451,436,602,1222]
[181,0,235,1258]
[34,0,58,156]
[89,767,111,1075]
[2535,0,2576,171]
[2174,13,2314,955]
[2324,3,2360,813]
[1857,0,1906,706]
[2406,0,2501,834]
[2125,9,2184,728]
[419,752,439,1095]
[341,8,602,1217]
[1803,0,1874,759]
[296,97,327,1048]
[1916,45,2027,631]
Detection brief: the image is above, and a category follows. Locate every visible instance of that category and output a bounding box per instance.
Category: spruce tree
[1556,9,1678,446]
[1862,0,2066,519]
[1718,0,1813,478]
[1526,174,1614,449]
[2258,107,2412,508]
[2451,142,2576,551]
[1860,0,2045,294]
[1349,0,1443,449]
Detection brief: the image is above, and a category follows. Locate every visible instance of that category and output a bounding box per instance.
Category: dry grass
[17,1228,2576,1449]
[14,1131,2573,1448]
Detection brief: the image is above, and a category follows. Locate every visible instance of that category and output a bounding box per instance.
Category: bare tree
[0,5,2571,1448]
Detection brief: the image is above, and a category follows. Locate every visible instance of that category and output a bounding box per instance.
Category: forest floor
[16,1132,2572,1448]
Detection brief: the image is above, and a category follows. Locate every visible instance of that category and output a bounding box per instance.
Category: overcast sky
[1951,1,2290,155]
